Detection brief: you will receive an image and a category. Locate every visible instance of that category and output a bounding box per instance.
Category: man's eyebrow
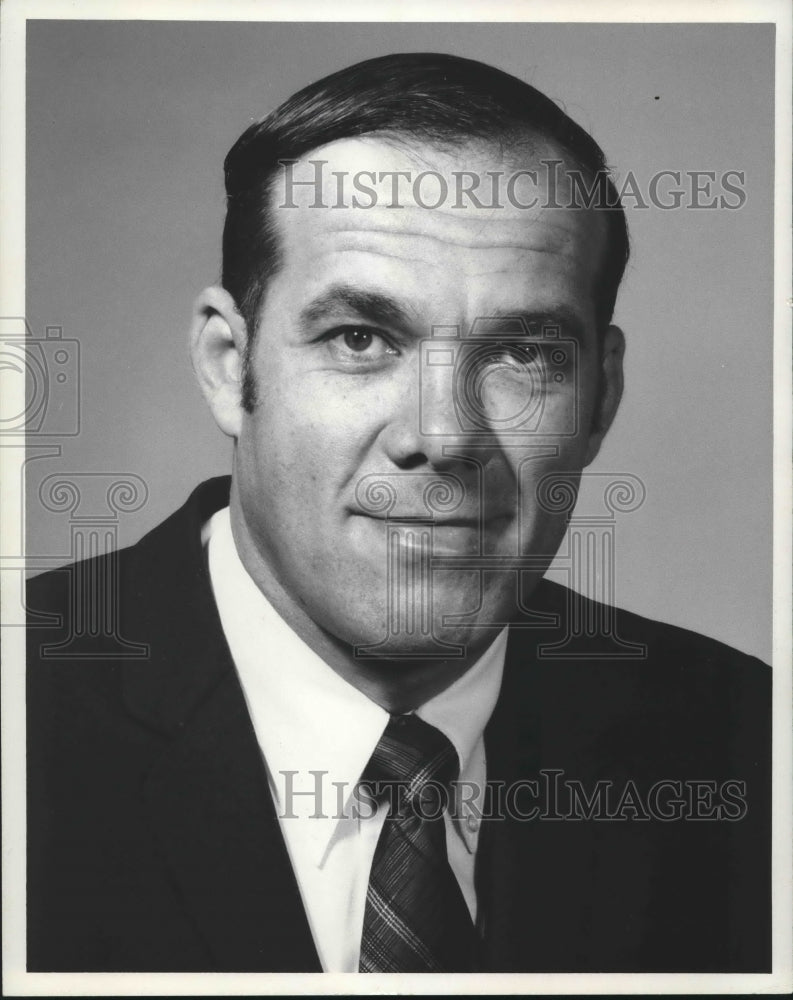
[299,285,415,331]
[484,307,588,339]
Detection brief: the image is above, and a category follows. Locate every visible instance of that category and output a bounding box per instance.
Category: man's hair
[222,52,629,411]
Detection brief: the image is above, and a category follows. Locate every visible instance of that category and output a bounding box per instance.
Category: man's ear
[189,286,248,439]
[583,324,625,467]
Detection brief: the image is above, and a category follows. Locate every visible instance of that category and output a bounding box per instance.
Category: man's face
[230,136,618,656]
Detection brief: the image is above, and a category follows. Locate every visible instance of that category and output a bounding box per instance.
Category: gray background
[25,20,774,662]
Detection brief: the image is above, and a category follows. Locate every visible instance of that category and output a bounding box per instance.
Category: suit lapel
[141,670,321,971]
[477,604,629,972]
[121,478,321,971]
[477,624,542,970]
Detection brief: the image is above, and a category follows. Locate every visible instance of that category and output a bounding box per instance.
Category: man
[26,53,770,973]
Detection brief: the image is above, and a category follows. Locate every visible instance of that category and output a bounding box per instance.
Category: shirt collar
[205,505,506,865]
[417,626,507,784]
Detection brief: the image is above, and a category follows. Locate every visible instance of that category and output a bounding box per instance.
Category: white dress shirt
[204,506,507,972]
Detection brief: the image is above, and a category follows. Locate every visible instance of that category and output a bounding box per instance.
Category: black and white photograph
[1,0,790,994]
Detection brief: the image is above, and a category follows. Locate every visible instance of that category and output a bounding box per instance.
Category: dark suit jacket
[26,477,771,972]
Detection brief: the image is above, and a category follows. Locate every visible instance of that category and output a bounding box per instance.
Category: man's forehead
[267,134,606,263]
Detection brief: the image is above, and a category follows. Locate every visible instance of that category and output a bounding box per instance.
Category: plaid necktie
[358,712,479,972]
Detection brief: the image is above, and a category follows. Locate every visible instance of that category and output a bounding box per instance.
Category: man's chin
[352,629,503,669]
[314,584,506,664]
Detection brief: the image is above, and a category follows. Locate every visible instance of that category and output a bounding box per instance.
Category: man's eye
[475,341,542,368]
[342,328,375,352]
[325,326,398,363]
[512,343,541,365]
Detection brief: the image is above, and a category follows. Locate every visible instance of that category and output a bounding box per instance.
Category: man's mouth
[349,511,511,527]
[348,510,513,556]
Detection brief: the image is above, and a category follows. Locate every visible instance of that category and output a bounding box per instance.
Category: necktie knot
[363,713,459,810]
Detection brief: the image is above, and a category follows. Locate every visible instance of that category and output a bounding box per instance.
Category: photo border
[2,0,790,995]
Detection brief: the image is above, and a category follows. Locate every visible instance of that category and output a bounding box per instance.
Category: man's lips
[347,511,515,559]
[349,511,511,528]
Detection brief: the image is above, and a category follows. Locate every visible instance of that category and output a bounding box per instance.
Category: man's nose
[379,357,490,470]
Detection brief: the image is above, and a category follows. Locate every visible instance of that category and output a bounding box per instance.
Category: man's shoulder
[530,575,769,671]
[506,578,771,777]
[506,577,771,755]
[26,476,232,616]
[26,477,232,706]
[26,477,236,743]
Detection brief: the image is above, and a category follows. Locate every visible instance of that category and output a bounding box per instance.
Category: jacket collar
[121,476,235,733]
[120,477,321,971]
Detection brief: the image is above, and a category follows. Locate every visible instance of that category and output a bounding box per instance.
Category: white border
[1,0,790,995]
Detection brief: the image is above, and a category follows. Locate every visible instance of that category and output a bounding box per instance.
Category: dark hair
[222,52,629,410]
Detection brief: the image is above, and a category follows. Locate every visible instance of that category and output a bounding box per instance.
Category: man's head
[221,53,628,410]
[191,53,628,674]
